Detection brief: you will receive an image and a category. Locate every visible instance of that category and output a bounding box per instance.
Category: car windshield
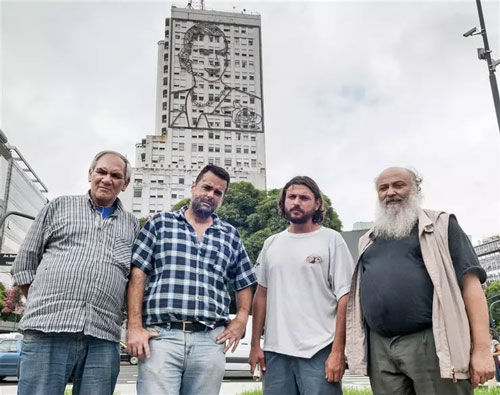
[0,340,17,353]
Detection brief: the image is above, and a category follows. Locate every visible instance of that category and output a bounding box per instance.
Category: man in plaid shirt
[127,164,256,395]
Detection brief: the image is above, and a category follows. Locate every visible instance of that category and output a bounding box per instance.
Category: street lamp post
[464,0,500,134]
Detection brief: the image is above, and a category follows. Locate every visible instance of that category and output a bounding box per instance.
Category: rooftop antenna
[187,0,204,10]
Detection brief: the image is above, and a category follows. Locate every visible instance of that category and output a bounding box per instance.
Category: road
[0,363,371,394]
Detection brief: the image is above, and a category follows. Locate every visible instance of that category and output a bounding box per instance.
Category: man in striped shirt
[11,150,138,395]
[127,164,256,395]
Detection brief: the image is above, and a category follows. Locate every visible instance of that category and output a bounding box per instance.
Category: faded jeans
[17,330,120,395]
[263,344,343,395]
[137,325,226,395]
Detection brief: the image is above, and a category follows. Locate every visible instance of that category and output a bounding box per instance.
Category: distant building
[340,221,372,260]
[129,5,266,217]
[474,237,500,283]
[353,221,373,231]
[0,130,48,286]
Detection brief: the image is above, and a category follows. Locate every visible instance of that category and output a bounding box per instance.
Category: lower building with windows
[475,237,500,283]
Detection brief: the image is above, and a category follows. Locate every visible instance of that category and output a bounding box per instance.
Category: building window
[134,188,142,198]
[224,145,231,153]
[225,158,232,166]
[225,120,231,127]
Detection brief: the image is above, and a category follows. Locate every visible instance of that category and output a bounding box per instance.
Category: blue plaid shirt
[132,207,256,327]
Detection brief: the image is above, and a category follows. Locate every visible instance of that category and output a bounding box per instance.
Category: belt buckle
[182,321,193,333]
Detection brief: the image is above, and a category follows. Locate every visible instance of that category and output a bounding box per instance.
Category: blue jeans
[18,331,120,395]
[263,345,343,395]
[137,325,226,395]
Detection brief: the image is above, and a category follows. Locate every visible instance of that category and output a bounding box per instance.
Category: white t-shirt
[256,226,355,358]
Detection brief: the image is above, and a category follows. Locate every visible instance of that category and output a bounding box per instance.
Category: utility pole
[463,0,500,134]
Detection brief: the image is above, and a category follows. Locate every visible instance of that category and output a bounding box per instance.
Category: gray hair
[375,167,423,193]
[89,150,132,182]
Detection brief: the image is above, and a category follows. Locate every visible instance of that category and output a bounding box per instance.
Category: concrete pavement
[0,370,370,395]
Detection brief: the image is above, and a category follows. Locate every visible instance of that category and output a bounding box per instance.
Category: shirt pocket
[113,236,133,277]
[205,242,231,278]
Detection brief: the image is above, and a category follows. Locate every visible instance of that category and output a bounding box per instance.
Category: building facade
[130,5,266,218]
[475,237,500,283]
[0,130,48,286]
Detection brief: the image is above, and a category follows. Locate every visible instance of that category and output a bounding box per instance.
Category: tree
[485,281,500,330]
[166,182,343,265]
[172,198,191,211]
[138,217,150,228]
[158,182,344,313]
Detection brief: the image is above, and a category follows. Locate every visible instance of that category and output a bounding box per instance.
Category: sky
[2,0,500,243]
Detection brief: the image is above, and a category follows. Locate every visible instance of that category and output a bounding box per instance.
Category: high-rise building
[129,5,266,218]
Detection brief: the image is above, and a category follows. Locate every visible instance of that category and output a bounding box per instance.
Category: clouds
[2,0,499,242]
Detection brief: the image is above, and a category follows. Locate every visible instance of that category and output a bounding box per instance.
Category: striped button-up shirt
[11,193,139,342]
[132,207,256,327]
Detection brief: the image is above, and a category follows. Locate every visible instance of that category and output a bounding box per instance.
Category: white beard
[373,192,421,239]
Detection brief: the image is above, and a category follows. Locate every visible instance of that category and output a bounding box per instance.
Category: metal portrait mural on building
[168,21,263,132]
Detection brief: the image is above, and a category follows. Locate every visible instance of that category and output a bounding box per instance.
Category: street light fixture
[464,0,500,134]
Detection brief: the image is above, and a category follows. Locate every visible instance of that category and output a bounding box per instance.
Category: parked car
[120,342,138,365]
[0,338,22,380]
[224,315,263,378]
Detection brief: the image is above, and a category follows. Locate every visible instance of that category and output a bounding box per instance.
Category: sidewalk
[0,382,263,395]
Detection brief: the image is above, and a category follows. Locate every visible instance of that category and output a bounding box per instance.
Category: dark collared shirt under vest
[11,193,139,342]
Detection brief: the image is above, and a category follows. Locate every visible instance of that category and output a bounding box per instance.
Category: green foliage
[475,387,500,394]
[160,182,343,313]
[239,389,374,395]
[219,184,343,266]
[172,198,191,211]
[138,217,150,228]
[485,281,500,331]
[0,282,5,310]
[239,387,500,395]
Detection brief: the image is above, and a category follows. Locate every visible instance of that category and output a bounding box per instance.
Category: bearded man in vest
[345,167,494,395]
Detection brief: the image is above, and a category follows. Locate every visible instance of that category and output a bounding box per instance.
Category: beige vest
[345,209,471,380]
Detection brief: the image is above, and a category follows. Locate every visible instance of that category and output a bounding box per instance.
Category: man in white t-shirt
[249,176,355,395]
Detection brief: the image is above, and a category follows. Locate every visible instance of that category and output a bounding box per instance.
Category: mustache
[290,206,304,213]
[384,196,404,204]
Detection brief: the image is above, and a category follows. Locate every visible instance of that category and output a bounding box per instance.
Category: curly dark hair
[278,176,325,224]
